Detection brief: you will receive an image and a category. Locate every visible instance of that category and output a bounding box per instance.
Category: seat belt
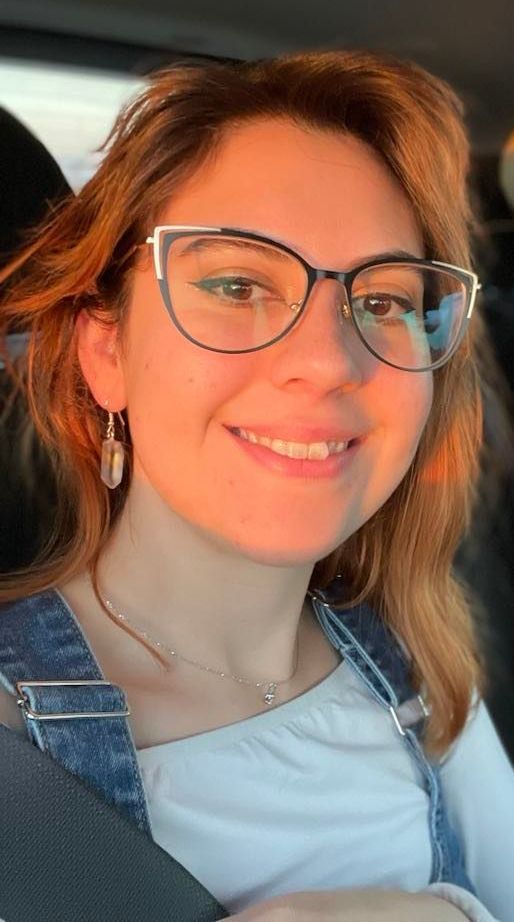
[0,723,229,922]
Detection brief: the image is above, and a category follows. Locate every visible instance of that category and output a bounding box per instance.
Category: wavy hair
[0,49,492,759]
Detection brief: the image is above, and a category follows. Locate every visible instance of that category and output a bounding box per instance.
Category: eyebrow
[348,249,423,268]
[175,238,291,263]
[175,238,422,269]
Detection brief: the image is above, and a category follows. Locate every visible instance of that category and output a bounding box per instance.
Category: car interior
[0,0,513,761]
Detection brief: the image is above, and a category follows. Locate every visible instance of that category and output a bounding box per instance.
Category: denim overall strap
[0,590,152,836]
[308,578,476,894]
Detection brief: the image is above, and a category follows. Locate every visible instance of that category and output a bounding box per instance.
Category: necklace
[99,591,301,706]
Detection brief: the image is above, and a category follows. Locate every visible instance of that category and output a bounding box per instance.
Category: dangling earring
[100,402,125,489]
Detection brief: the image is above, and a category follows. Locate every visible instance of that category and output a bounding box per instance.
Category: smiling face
[86,118,433,568]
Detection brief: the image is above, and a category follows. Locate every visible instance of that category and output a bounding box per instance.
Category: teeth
[235,428,349,460]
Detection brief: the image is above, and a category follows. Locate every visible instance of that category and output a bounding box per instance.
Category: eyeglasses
[145,225,481,372]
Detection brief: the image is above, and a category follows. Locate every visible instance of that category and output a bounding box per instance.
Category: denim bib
[0,578,476,893]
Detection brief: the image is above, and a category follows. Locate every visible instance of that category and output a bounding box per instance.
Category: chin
[225,530,353,569]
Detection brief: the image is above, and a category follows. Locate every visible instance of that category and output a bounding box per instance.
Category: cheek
[123,329,252,456]
[125,277,262,431]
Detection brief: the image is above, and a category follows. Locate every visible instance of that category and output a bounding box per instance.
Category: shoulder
[439,694,511,771]
[438,696,514,922]
[438,695,514,814]
[0,591,58,735]
[0,589,56,619]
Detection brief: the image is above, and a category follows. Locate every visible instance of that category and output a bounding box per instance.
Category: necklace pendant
[263,683,277,705]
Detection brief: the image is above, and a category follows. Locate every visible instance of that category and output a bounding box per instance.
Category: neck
[93,476,318,682]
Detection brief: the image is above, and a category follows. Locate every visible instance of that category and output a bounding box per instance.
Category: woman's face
[110,119,433,566]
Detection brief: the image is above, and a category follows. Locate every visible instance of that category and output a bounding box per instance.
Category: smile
[231,427,350,460]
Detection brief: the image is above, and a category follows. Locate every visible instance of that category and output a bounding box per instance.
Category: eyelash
[191,276,280,303]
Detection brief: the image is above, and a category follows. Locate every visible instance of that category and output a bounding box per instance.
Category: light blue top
[136,654,514,919]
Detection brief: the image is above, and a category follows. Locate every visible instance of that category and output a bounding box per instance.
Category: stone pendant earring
[100,404,125,489]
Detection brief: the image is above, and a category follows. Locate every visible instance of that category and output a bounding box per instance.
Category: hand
[223,887,470,921]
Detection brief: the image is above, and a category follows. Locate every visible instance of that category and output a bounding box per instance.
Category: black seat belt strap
[0,724,229,922]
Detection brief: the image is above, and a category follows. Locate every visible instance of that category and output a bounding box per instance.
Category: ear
[75,309,127,411]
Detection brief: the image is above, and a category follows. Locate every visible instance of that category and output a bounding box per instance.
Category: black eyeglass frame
[145,224,481,373]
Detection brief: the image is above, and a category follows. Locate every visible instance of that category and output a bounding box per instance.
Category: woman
[0,50,512,921]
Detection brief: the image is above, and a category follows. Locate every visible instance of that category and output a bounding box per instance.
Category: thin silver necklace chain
[100,590,301,706]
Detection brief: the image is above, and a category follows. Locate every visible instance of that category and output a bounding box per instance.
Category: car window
[0,57,144,191]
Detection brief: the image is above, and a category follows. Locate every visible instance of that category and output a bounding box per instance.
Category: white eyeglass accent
[146,225,223,280]
[430,259,482,319]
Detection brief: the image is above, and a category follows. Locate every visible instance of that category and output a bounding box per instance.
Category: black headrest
[0,106,72,266]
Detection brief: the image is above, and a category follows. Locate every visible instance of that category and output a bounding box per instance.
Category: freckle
[144,360,150,371]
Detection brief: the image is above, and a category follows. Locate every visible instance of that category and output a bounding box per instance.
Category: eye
[197,277,257,301]
[190,275,284,306]
[353,292,415,319]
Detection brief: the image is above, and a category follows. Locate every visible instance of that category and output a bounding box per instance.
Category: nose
[290,278,351,324]
[281,276,366,382]
[302,277,353,327]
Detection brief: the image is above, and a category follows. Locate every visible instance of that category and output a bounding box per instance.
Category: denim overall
[0,577,476,893]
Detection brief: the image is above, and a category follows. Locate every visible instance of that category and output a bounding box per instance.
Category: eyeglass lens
[164,234,468,368]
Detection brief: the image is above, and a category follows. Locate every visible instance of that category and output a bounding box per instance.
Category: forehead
[160,118,424,266]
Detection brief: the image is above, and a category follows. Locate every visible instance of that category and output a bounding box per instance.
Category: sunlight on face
[122,119,433,567]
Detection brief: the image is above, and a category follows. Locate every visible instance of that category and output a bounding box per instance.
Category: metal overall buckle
[15,679,130,720]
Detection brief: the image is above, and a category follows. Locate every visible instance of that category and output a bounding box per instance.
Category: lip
[223,423,363,444]
[226,426,365,479]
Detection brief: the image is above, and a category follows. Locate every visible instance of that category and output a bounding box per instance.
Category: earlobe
[75,309,127,410]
